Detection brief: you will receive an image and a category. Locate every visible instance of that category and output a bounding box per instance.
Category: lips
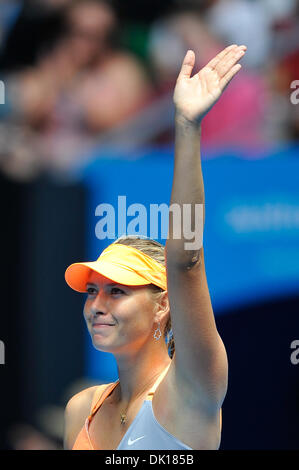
[92,322,115,327]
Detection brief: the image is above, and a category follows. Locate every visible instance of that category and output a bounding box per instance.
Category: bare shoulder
[64,384,107,450]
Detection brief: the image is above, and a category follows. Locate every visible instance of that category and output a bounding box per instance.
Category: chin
[91,335,116,353]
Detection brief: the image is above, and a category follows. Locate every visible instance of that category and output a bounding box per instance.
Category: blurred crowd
[0,0,298,181]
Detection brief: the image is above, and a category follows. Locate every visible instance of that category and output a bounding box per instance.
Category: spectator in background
[262,0,299,143]
[0,0,153,179]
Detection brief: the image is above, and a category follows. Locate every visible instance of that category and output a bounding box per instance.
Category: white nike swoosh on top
[128,436,146,446]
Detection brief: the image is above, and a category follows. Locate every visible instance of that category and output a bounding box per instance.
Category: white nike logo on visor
[128,435,146,446]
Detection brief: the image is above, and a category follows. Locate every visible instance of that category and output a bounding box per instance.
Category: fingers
[178,50,195,79]
[203,44,246,77]
[218,45,247,91]
[204,44,238,71]
[178,45,246,81]
[220,63,242,91]
[215,45,246,79]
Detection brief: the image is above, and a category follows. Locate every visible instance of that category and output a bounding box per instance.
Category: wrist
[175,110,202,130]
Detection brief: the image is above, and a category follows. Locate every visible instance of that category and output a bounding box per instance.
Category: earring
[154,322,162,340]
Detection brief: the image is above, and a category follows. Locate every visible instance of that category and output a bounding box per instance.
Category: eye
[87,287,97,295]
[110,287,124,295]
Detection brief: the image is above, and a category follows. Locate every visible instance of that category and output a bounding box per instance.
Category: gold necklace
[118,368,167,425]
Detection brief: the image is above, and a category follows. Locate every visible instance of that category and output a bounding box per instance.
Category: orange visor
[65,243,167,293]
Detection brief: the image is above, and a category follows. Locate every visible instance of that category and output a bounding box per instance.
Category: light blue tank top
[116,399,192,450]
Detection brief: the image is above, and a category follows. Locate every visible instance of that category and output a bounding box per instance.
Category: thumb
[178,50,195,79]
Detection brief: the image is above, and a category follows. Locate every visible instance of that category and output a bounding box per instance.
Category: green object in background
[120,22,150,63]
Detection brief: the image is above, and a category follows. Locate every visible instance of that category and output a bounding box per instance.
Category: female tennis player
[64,44,247,450]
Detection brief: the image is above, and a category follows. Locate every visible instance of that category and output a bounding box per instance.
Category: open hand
[173,44,247,124]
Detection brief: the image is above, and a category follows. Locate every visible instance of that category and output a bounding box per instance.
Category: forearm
[166,112,205,265]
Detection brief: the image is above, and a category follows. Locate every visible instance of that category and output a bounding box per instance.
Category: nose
[89,289,108,316]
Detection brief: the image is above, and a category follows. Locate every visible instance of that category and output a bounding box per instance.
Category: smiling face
[84,270,160,355]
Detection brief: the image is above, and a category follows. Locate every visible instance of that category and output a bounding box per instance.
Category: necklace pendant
[120,413,127,425]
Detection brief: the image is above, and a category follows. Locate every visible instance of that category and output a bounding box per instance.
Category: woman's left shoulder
[64,384,105,450]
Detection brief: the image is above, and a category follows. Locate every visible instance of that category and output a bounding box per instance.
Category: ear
[153,291,170,326]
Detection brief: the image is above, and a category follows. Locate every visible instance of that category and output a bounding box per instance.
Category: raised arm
[166,45,247,407]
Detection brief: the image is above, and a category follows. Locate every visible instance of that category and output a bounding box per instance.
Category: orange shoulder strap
[89,381,119,419]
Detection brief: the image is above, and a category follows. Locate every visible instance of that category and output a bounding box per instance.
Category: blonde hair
[112,235,174,358]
